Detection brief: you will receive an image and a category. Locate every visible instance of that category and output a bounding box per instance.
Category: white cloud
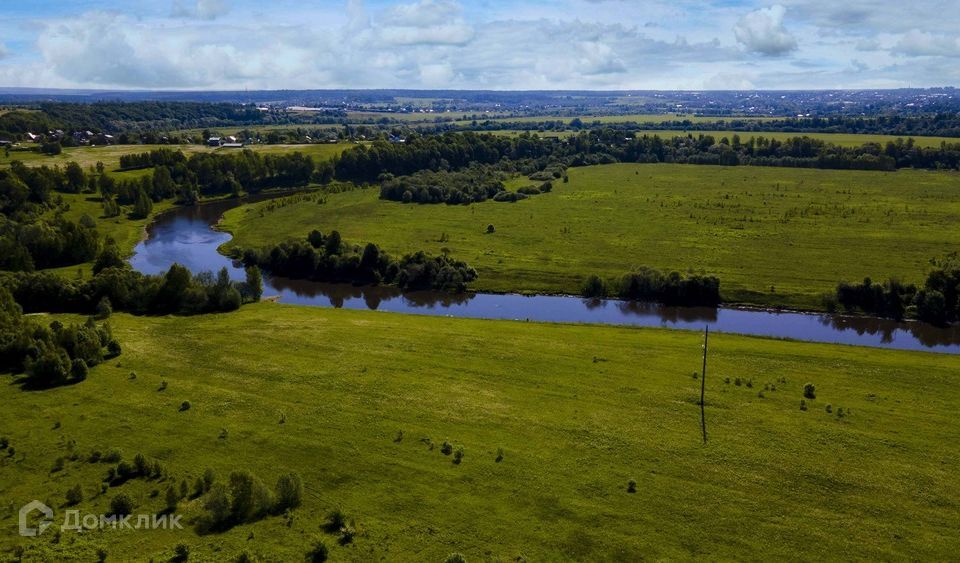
[893,30,960,57]
[734,5,798,56]
[171,0,230,21]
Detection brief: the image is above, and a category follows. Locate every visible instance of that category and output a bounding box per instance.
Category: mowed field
[0,143,354,172]
[1,304,958,560]
[221,163,960,309]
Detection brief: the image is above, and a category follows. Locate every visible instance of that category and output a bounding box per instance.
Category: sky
[0,0,957,91]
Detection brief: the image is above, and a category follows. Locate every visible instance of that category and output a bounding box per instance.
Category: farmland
[221,163,960,309]
[2,304,958,560]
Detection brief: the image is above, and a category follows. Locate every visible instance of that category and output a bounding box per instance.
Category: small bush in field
[627,479,637,493]
[803,383,816,399]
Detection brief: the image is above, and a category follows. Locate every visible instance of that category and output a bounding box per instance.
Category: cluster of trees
[0,286,120,388]
[582,267,722,306]
[196,470,303,533]
[2,259,263,317]
[239,230,477,292]
[378,165,556,205]
[0,213,100,270]
[834,256,960,325]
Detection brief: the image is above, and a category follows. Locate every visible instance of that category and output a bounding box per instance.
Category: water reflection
[129,197,960,355]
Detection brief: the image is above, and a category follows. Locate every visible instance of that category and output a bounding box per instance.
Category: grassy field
[221,163,960,309]
[1,304,958,560]
[1,143,354,172]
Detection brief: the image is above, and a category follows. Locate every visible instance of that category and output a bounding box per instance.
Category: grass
[221,163,960,309]
[1,304,958,560]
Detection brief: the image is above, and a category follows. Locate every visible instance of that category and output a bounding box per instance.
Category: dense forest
[237,230,477,292]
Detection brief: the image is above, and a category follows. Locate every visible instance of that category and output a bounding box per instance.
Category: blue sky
[0,0,957,90]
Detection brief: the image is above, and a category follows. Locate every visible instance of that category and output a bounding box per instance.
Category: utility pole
[700,325,709,444]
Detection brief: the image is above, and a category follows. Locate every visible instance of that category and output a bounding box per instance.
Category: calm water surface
[129,198,960,354]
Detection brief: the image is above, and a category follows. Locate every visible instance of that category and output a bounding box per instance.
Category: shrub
[338,521,356,545]
[158,380,168,391]
[107,339,122,357]
[172,542,190,562]
[581,274,608,298]
[274,472,303,512]
[203,468,217,491]
[453,446,465,465]
[179,400,192,411]
[166,485,179,511]
[495,448,504,463]
[65,484,84,506]
[803,383,816,399]
[324,509,347,533]
[95,296,113,319]
[486,224,495,234]
[103,448,122,463]
[308,540,329,562]
[110,492,134,516]
[71,359,89,381]
[837,407,845,418]
[800,400,807,411]
[734,378,742,386]
[0,437,7,449]
[724,377,730,384]
[627,479,637,493]
[133,453,149,476]
[825,404,833,414]
[440,441,453,455]
[746,379,753,389]
[51,457,65,472]
[445,554,467,563]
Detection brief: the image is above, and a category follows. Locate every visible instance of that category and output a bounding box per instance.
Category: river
[129,198,960,354]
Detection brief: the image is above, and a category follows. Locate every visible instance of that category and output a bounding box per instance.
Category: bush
[110,492,134,516]
[803,383,816,399]
[486,224,495,234]
[70,358,89,381]
[274,472,303,512]
[308,540,329,562]
[324,509,347,533]
[581,274,608,298]
[107,339,122,357]
[440,441,453,455]
[103,448,122,463]
[627,479,637,493]
[65,484,84,506]
[172,542,190,562]
[825,404,833,413]
[166,485,179,511]
[453,446,465,465]
[445,554,467,563]
[95,296,113,319]
[51,457,65,472]
[800,400,807,411]
[495,448,504,463]
[133,453,149,476]
[179,400,192,411]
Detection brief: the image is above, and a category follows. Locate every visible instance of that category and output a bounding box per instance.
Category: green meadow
[1,304,958,560]
[221,163,960,309]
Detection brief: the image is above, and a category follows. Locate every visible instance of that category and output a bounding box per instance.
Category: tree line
[236,230,477,292]
[833,255,960,325]
[582,267,722,307]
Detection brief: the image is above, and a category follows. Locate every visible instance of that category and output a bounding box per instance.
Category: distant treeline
[237,230,477,292]
[833,255,960,325]
[582,267,722,307]
[0,102,267,138]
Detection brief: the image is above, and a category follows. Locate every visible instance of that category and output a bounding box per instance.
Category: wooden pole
[700,325,709,444]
